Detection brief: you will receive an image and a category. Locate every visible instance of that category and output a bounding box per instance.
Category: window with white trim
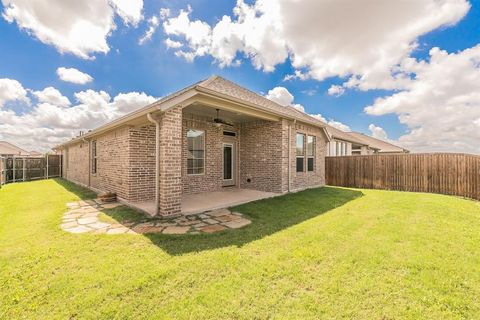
[187,129,205,175]
[307,135,315,171]
[296,133,305,172]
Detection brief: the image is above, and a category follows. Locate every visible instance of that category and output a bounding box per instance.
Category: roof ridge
[198,74,221,88]
[349,131,407,150]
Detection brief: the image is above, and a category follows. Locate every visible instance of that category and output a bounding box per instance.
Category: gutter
[147,112,160,216]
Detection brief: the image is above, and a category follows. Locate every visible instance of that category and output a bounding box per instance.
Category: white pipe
[288,121,291,192]
[82,138,90,187]
[147,113,160,216]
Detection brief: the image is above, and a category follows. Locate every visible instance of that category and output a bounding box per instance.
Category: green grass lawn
[1,179,480,319]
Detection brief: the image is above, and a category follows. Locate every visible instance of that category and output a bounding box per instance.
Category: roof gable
[0,141,29,155]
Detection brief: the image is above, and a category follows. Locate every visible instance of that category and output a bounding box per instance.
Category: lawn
[1,179,480,319]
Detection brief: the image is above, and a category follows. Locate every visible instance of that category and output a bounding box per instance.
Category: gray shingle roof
[347,132,409,153]
[198,76,327,127]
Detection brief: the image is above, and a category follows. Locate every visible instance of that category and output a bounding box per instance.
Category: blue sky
[0,0,479,153]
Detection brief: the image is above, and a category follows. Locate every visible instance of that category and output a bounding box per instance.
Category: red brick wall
[128,124,156,202]
[158,107,183,216]
[239,120,284,193]
[289,122,327,191]
[181,113,238,194]
[63,141,89,186]
[90,127,130,199]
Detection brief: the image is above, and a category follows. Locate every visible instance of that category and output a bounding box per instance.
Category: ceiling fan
[211,109,234,127]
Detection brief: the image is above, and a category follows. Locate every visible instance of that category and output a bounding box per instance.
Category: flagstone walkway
[61,199,251,235]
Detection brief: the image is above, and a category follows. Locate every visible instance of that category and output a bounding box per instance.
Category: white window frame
[186,129,205,175]
[91,140,97,174]
[307,135,315,172]
[296,133,305,172]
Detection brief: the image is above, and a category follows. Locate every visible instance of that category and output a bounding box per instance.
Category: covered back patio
[132,188,279,216]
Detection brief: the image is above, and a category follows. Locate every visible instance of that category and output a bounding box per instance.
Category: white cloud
[283,70,309,81]
[111,92,156,113]
[365,45,480,154]
[159,0,469,86]
[311,114,351,132]
[164,38,183,49]
[0,78,157,152]
[57,67,93,84]
[33,87,70,107]
[110,0,143,26]
[327,85,345,97]
[368,124,388,140]
[0,78,29,107]
[1,0,144,59]
[266,86,294,106]
[138,16,159,44]
[328,120,351,132]
[265,86,305,112]
[310,114,327,123]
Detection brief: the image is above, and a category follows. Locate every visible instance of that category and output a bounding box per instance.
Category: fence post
[46,154,49,179]
[23,157,26,181]
[13,157,16,183]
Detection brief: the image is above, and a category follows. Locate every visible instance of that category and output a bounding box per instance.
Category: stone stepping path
[61,199,251,235]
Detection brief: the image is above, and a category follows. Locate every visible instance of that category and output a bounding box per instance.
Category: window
[296,133,305,172]
[91,140,97,174]
[307,135,315,171]
[187,129,205,174]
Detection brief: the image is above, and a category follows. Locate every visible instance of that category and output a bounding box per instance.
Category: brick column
[158,106,183,217]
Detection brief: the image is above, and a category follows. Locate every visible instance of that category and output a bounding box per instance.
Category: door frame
[222,142,236,187]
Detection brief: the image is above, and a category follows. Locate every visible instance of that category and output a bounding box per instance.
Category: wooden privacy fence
[0,155,62,187]
[325,153,480,201]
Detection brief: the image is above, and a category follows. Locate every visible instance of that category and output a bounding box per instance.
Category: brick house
[55,76,330,217]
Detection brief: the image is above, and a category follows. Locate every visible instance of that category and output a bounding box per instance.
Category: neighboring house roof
[323,125,371,146]
[0,141,30,156]
[55,75,330,149]
[28,151,43,157]
[348,132,409,153]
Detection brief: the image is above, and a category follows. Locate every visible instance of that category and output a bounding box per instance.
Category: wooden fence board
[2,155,62,184]
[326,153,480,201]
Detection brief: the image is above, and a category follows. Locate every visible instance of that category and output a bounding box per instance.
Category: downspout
[147,113,160,216]
[288,119,296,193]
[82,138,90,187]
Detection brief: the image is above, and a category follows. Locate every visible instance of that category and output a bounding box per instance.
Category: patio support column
[158,106,183,217]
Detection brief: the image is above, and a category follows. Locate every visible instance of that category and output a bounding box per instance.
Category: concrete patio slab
[130,188,278,216]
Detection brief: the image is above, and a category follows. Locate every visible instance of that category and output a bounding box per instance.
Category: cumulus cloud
[111,92,156,113]
[0,79,157,152]
[368,124,388,140]
[327,85,345,97]
[159,0,469,87]
[0,78,29,107]
[311,114,351,132]
[110,0,143,26]
[265,86,304,112]
[138,16,160,44]
[164,38,183,49]
[1,0,144,59]
[56,67,93,84]
[365,45,480,154]
[33,87,70,107]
